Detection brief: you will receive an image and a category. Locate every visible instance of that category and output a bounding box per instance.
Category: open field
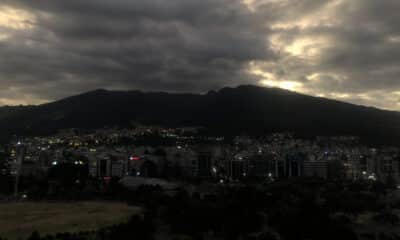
[0,201,141,240]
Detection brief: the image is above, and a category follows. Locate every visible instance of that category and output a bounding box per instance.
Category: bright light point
[130,156,141,161]
[368,175,376,181]
[260,80,302,91]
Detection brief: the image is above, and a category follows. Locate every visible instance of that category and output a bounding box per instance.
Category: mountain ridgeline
[0,85,399,145]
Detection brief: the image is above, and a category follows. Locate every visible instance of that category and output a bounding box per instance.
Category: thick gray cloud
[252,0,400,109]
[0,0,274,103]
[0,0,399,110]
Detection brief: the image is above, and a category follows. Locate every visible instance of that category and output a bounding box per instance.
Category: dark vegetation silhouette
[1,174,397,240]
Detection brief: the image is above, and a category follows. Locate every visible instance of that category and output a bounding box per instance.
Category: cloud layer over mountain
[0,0,399,110]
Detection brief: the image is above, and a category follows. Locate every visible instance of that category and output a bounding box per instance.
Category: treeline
[2,177,400,240]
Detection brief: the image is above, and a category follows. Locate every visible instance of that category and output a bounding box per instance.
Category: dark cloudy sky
[0,0,399,110]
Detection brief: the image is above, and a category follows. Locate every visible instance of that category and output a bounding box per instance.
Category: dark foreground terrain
[1,177,399,240]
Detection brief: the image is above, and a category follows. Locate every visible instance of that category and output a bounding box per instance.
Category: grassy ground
[0,201,141,240]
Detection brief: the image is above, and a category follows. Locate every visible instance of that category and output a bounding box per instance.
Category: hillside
[0,85,399,145]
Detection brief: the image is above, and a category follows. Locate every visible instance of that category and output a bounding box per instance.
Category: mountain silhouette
[0,85,399,145]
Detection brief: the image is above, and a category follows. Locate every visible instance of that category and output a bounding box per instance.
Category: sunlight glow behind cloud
[0,0,399,110]
[0,6,35,30]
